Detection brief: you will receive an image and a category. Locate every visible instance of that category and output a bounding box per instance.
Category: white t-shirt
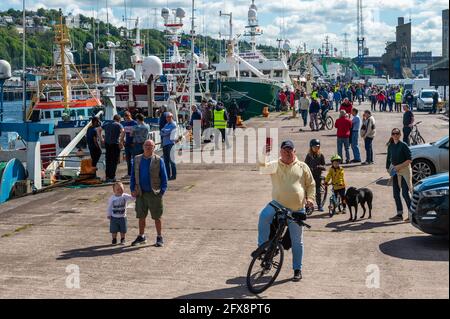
[107,194,134,218]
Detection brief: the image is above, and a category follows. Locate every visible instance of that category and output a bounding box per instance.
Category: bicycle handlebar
[269,203,312,229]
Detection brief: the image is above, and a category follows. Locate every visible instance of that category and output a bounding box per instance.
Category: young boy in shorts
[107,182,135,245]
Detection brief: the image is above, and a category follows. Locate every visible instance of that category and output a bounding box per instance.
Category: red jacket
[279,92,287,103]
[377,93,386,102]
[335,117,352,138]
[339,102,353,114]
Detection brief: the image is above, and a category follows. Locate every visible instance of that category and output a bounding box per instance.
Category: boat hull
[209,80,281,120]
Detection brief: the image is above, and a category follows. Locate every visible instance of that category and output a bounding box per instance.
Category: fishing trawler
[209,0,291,120]
[115,8,209,119]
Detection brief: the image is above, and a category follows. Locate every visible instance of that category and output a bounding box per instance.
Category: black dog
[344,187,373,222]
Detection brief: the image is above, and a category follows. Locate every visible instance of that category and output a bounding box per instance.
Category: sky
[2,0,449,57]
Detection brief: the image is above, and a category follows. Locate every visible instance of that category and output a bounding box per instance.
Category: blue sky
[2,0,449,57]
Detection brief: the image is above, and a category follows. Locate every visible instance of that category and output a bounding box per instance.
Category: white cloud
[1,0,448,57]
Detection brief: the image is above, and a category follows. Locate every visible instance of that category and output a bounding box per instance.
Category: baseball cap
[281,140,295,149]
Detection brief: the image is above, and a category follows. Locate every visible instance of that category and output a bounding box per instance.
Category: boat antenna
[189,0,196,115]
[22,0,26,121]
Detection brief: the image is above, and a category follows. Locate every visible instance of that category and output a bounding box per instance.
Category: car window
[421,92,434,98]
[441,141,449,149]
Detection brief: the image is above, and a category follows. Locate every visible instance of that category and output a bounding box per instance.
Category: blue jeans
[163,144,177,179]
[364,137,374,163]
[392,175,411,215]
[300,109,308,126]
[125,145,134,176]
[258,201,304,271]
[337,137,350,162]
[335,100,340,112]
[351,131,361,161]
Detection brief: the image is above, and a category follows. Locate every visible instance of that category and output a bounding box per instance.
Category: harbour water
[0,100,27,150]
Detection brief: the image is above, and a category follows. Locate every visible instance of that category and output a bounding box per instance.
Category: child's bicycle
[323,183,345,217]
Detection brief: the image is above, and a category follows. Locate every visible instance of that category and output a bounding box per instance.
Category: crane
[356,0,367,67]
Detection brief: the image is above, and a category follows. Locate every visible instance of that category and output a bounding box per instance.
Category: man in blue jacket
[161,112,178,180]
[130,139,168,247]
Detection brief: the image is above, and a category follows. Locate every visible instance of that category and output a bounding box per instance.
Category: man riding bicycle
[254,140,316,282]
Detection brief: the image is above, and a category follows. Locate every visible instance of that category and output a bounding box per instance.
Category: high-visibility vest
[312,91,318,99]
[213,109,227,129]
[395,92,403,103]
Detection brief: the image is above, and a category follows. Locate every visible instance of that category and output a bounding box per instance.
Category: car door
[438,139,449,172]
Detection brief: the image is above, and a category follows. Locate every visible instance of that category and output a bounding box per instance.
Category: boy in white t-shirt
[107,182,135,245]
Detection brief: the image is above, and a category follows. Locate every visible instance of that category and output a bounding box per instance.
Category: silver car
[416,89,441,111]
[411,136,449,183]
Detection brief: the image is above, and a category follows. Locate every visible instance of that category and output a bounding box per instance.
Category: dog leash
[360,177,384,189]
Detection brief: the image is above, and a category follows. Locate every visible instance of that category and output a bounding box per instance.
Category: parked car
[416,89,441,111]
[409,173,449,237]
[411,136,449,184]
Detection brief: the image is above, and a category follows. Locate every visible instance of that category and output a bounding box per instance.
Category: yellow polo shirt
[259,156,316,211]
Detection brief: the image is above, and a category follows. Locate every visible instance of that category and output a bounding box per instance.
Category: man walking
[309,97,320,131]
[361,110,376,165]
[335,110,352,164]
[350,108,362,163]
[395,90,403,113]
[101,114,125,183]
[122,111,137,179]
[160,112,177,180]
[213,102,229,146]
[132,113,150,156]
[431,90,439,114]
[131,139,168,247]
[402,104,414,146]
[254,140,315,282]
[299,92,310,128]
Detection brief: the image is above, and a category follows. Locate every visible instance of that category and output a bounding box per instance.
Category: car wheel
[412,159,436,184]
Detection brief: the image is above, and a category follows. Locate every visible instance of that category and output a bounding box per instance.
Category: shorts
[135,192,164,220]
[110,217,127,234]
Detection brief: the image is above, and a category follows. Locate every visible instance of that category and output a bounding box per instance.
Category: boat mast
[22,0,26,121]
[55,10,71,112]
[189,0,196,114]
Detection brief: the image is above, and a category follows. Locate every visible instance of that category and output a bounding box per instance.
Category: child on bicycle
[324,154,347,214]
[305,139,326,211]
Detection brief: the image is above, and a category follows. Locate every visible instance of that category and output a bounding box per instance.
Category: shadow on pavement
[57,244,147,260]
[376,178,390,186]
[307,212,331,219]
[325,218,404,232]
[175,276,292,299]
[379,236,449,261]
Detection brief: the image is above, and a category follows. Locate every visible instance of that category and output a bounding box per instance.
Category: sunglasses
[392,132,401,136]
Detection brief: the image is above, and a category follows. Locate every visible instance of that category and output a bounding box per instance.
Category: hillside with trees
[0,8,279,71]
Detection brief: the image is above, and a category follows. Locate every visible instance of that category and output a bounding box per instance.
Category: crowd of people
[83,79,429,282]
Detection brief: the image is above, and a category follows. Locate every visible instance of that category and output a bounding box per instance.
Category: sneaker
[120,238,126,245]
[318,207,324,212]
[389,215,403,221]
[345,159,350,164]
[155,236,164,247]
[112,238,117,245]
[131,235,147,246]
[293,269,302,282]
[361,161,370,165]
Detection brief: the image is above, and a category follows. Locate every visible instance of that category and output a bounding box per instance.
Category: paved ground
[0,101,448,299]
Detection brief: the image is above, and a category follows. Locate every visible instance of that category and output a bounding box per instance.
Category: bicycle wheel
[325,116,334,130]
[328,197,336,217]
[416,133,425,145]
[246,241,284,294]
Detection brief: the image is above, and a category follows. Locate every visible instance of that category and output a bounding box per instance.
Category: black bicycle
[317,112,334,131]
[246,203,311,294]
[409,121,426,146]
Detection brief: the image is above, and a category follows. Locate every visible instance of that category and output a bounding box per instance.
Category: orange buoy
[262,107,269,117]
